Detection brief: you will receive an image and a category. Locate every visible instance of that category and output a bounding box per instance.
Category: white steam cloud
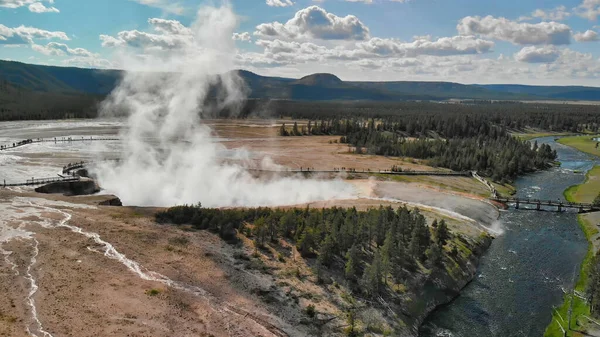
[95,4,355,207]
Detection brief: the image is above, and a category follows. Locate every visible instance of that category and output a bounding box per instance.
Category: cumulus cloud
[457,15,572,45]
[0,24,69,45]
[357,35,494,57]
[254,6,370,40]
[32,42,96,57]
[574,29,599,41]
[524,6,570,21]
[128,0,184,15]
[266,0,293,7]
[0,0,59,12]
[28,2,58,12]
[147,18,191,35]
[575,0,600,21]
[514,46,560,63]
[100,18,194,50]
[62,56,113,69]
[101,30,192,49]
[238,34,493,70]
[232,32,251,42]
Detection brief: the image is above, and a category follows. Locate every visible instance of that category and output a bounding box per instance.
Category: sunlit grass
[558,135,600,158]
[545,167,600,336]
[564,166,600,204]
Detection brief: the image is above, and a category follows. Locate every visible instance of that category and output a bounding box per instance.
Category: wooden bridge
[63,161,87,174]
[2,176,80,187]
[491,197,600,213]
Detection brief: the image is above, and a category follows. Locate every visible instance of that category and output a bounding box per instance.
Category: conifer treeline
[156,204,457,298]
[279,114,558,182]
[257,100,600,132]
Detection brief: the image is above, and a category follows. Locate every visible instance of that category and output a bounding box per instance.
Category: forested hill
[2,60,600,103]
[0,60,120,95]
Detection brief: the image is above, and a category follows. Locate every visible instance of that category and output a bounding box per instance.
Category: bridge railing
[1,137,120,151]
[491,197,597,209]
[2,176,80,187]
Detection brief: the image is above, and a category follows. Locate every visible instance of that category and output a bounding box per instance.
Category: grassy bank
[513,131,577,142]
[545,166,600,337]
[558,135,600,158]
[564,166,600,203]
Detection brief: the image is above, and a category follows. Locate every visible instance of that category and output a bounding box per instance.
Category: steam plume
[96,4,355,207]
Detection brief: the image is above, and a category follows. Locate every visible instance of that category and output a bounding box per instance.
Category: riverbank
[513,131,579,142]
[558,135,600,157]
[545,164,600,337]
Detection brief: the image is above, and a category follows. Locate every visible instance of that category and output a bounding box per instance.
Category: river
[420,137,598,337]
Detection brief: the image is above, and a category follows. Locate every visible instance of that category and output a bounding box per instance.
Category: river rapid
[420,137,598,337]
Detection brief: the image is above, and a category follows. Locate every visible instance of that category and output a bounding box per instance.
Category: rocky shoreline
[413,233,493,335]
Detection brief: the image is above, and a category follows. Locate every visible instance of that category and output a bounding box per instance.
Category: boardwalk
[62,160,472,177]
[0,137,120,151]
[2,176,80,187]
[491,197,600,213]
[247,168,472,176]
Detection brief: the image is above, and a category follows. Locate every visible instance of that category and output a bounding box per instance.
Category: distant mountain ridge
[1,59,600,101]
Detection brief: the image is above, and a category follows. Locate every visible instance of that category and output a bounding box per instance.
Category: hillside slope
[1,60,600,107]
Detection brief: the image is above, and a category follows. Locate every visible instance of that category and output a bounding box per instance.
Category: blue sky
[1,0,600,85]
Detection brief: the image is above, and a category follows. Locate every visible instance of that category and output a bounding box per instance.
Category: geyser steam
[96,4,355,207]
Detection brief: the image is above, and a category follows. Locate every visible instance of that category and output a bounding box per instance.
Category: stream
[420,137,599,336]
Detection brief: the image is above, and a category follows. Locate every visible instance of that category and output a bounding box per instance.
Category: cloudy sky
[1,0,600,85]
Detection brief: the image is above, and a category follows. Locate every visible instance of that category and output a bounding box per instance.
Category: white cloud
[357,35,494,57]
[232,32,251,42]
[100,18,194,50]
[28,2,58,13]
[147,18,191,35]
[457,15,572,45]
[0,0,59,13]
[32,42,96,57]
[239,33,493,71]
[514,46,560,63]
[575,0,600,21]
[0,24,69,45]
[255,6,370,40]
[101,30,193,49]
[62,56,113,69]
[128,0,184,15]
[529,6,570,21]
[266,0,293,7]
[574,29,599,41]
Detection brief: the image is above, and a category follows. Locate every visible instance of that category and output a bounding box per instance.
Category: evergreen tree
[317,234,335,267]
[253,217,268,248]
[345,244,361,281]
[434,219,450,247]
[363,251,383,297]
[297,228,317,257]
[279,123,289,136]
[426,242,443,267]
[381,230,394,285]
[409,212,430,261]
